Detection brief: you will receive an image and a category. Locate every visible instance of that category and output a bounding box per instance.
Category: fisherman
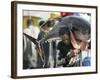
[37,20,52,68]
[57,27,73,67]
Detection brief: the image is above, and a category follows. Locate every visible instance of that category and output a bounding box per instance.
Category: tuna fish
[41,16,90,42]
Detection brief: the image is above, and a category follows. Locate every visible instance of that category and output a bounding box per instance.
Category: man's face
[43,25,50,31]
[61,33,69,41]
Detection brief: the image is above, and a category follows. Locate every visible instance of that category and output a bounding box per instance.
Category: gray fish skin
[43,16,90,42]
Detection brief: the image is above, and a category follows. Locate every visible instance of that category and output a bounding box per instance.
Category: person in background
[37,20,52,68]
[23,19,40,69]
[24,19,40,39]
[37,20,52,40]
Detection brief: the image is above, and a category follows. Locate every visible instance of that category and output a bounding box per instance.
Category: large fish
[40,16,90,42]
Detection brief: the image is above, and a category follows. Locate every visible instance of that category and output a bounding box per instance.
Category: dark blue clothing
[38,31,49,68]
[57,41,73,67]
[57,41,73,59]
[82,57,91,66]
